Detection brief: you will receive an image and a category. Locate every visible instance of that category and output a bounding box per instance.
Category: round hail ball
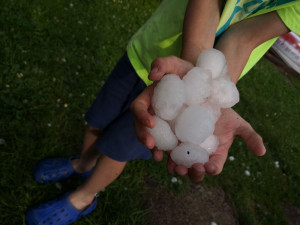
[210,75,240,108]
[183,67,212,105]
[175,105,215,145]
[147,115,178,150]
[152,74,186,121]
[196,49,227,79]
[171,143,209,168]
[200,135,219,155]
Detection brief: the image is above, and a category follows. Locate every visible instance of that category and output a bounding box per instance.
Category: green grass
[1,1,300,225]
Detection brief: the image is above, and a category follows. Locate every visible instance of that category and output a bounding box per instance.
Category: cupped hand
[130,55,266,182]
[167,108,266,182]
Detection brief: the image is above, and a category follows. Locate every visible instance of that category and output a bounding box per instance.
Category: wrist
[181,40,209,65]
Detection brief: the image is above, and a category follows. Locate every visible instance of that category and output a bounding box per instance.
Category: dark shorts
[85,53,152,162]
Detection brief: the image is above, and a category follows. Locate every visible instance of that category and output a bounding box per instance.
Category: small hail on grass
[47,123,52,127]
[274,161,280,168]
[228,156,235,161]
[245,170,251,176]
[171,177,178,183]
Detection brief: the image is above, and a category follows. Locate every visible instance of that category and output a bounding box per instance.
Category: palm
[131,56,265,182]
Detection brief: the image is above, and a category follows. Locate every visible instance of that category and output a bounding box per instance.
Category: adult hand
[130,55,266,182]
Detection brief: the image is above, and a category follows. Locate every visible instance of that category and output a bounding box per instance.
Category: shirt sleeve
[277,4,300,35]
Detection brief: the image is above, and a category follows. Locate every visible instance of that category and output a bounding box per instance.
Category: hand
[167,108,266,182]
[130,56,266,182]
[130,55,194,153]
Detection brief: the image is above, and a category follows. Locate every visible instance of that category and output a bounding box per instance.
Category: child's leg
[69,155,126,210]
[72,126,103,174]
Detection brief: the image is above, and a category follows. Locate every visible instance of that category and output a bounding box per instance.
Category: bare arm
[181,0,223,64]
[215,11,289,83]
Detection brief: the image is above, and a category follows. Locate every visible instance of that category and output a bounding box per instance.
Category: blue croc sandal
[34,156,93,184]
[26,192,97,225]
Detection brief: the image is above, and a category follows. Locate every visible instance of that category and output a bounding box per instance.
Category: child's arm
[181,0,223,64]
[215,11,289,83]
[131,6,290,182]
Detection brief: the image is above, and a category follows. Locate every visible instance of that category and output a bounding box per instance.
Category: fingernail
[150,67,158,74]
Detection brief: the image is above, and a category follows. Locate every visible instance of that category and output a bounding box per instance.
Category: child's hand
[166,108,266,182]
[131,55,266,182]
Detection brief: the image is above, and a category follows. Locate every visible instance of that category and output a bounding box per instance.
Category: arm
[181,0,223,64]
[215,11,289,83]
[132,8,290,182]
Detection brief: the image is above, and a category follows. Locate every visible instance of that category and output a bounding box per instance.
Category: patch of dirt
[283,205,300,225]
[143,177,238,225]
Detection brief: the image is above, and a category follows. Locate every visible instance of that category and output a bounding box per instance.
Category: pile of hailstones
[147,49,239,168]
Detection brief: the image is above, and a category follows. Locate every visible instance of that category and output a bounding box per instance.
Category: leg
[72,125,104,174]
[69,155,126,210]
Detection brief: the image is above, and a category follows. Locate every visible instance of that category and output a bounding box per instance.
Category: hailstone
[171,143,209,168]
[175,106,215,145]
[210,75,239,108]
[200,135,219,155]
[196,49,227,79]
[152,74,185,120]
[147,115,178,150]
[183,67,212,105]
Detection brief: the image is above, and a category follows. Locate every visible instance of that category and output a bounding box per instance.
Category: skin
[46,1,290,210]
[131,8,289,182]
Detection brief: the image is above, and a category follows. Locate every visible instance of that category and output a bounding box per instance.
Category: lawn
[0,0,299,225]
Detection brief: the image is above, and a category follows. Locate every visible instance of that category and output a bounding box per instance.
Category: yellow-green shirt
[127,0,300,86]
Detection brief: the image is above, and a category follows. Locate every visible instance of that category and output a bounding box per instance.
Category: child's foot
[26,192,97,225]
[34,156,93,184]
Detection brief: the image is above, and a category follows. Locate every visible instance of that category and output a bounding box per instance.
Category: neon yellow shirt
[127,0,300,86]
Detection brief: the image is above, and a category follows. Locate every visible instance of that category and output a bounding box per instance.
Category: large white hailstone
[147,115,178,150]
[175,106,215,145]
[183,67,212,105]
[200,135,219,155]
[200,101,221,122]
[210,75,239,108]
[168,104,188,133]
[170,143,209,168]
[152,74,186,120]
[196,49,227,79]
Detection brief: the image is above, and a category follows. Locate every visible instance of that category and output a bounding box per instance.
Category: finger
[236,120,266,156]
[130,85,155,128]
[167,156,177,174]
[175,165,188,176]
[134,120,155,149]
[151,147,164,162]
[188,163,206,182]
[205,141,232,175]
[149,56,194,81]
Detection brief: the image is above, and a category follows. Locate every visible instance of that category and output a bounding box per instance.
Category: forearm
[181,0,223,64]
[215,11,289,84]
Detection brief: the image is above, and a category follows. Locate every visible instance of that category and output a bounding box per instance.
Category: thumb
[236,120,266,156]
[149,56,194,81]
